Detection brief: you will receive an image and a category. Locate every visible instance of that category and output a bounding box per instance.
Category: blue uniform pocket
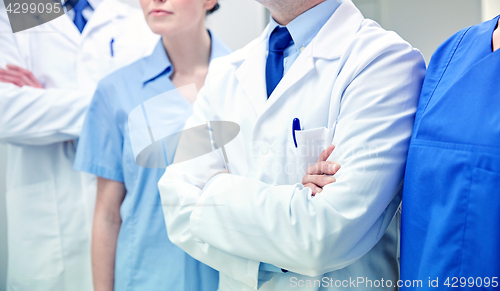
[460,167,500,280]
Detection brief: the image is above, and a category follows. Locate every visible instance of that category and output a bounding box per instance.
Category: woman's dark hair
[207,2,220,15]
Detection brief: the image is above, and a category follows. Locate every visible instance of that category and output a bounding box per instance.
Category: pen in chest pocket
[292,118,301,148]
[110,38,114,57]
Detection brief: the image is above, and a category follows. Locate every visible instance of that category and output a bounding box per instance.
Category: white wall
[482,0,500,21]
[206,0,267,50]
[353,0,482,63]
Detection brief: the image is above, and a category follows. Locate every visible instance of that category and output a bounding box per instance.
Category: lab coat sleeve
[186,45,426,276]
[159,83,262,290]
[0,7,94,146]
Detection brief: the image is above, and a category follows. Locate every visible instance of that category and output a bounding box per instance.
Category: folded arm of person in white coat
[0,7,93,146]
[158,4,426,289]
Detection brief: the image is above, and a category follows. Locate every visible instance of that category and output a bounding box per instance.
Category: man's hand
[302,145,340,196]
[0,64,43,88]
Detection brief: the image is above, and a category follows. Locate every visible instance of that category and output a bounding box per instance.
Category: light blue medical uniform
[260,0,342,274]
[74,32,231,291]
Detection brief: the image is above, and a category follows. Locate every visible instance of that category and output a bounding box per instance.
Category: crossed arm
[0,64,43,88]
[0,12,93,146]
[158,42,425,286]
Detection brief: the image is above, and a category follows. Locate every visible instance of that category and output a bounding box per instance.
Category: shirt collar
[86,0,101,10]
[209,30,232,61]
[142,39,173,84]
[142,30,230,84]
[267,0,343,52]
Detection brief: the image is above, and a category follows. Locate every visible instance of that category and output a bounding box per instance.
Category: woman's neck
[162,25,211,76]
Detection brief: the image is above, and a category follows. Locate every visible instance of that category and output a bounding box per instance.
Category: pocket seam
[459,167,500,277]
[411,139,500,155]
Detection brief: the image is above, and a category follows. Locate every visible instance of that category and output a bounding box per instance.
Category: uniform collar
[142,40,174,84]
[142,30,230,84]
[209,31,232,60]
[267,0,342,52]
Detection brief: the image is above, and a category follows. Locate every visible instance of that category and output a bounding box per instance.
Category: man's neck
[268,0,326,26]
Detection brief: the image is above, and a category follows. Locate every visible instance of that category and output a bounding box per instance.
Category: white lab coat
[0,0,158,289]
[158,1,426,290]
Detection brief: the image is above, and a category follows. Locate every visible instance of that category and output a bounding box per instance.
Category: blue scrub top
[74,32,231,291]
[401,16,500,290]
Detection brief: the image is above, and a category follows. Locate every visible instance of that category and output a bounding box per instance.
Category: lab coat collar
[311,0,365,60]
[50,0,128,44]
[266,0,342,54]
[266,0,364,113]
[86,0,102,10]
[232,34,269,116]
[229,0,364,116]
[81,0,128,37]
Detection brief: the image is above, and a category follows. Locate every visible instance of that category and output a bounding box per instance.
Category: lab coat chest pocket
[288,126,335,184]
[6,181,63,281]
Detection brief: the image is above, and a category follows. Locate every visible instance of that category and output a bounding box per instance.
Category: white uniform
[158,1,426,290]
[0,0,158,289]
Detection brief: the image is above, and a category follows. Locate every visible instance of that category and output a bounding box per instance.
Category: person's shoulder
[459,16,499,41]
[337,18,425,77]
[354,19,422,60]
[431,16,498,64]
[431,26,474,64]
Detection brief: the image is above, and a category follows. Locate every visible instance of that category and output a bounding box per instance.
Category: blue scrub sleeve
[74,82,124,182]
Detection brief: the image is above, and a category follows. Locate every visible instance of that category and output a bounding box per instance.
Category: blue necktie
[73,0,88,33]
[266,27,292,98]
